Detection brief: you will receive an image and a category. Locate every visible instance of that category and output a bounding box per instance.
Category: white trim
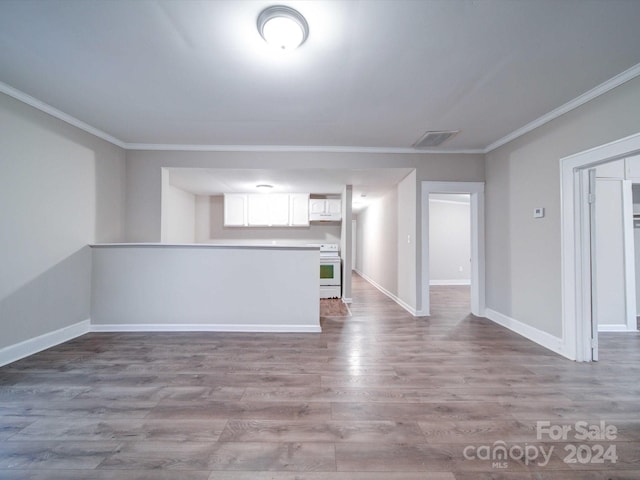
[0,320,90,367]
[90,324,321,333]
[430,279,471,286]
[622,180,638,331]
[124,143,483,154]
[421,181,485,317]
[598,324,638,332]
[4,62,640,156]
[3,63,640,155]
[0,81,125,148]
[561,131,640,362]
[428,198,471,205]
[485,63,640,153]
[355,269,426,317]
[342,297,353,304]
[484,309,565,357]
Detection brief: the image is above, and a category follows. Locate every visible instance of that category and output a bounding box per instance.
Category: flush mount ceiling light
[256,184,274,192]
[257,5,309,50]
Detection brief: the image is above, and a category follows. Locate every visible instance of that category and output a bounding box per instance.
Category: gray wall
[161,170,196,244]
[125,151,484,243]
[124,150,484,312]
[0,93,126,349]
[485,76,640,337]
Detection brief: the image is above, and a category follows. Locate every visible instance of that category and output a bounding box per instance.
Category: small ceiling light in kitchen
[256,184,274,192]
[257,5,309,50]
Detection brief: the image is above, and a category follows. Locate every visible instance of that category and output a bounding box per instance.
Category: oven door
[320,258,341,286]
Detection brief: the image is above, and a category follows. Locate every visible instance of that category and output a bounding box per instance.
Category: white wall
[397,170,417,309]
[91,245,320,331]
[0,92,126,351]
[161,169,196,243]
[429,197,471,284]
[485,76,640,337]
[357,188,399,297]
[195,195,341,244]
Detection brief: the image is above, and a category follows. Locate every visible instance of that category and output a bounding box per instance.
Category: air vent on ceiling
[412,130,460,149]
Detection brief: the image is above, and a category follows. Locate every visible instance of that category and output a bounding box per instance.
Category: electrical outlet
[534,207,545,218]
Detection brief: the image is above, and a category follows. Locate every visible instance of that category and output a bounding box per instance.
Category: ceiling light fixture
[257,5,309,50]
[256,184,274,192]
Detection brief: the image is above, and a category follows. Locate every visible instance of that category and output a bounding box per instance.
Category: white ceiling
[1,0,640,152]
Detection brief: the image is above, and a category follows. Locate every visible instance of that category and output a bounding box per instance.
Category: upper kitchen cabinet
[309,198,342,222]
[290,193,310,226]
[248,194,289,226]
[224,193,309,227]
[223,193,247,226]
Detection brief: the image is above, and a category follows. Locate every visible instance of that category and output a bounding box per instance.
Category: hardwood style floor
[1,274,639,479]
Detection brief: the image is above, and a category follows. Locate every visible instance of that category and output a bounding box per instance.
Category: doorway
[421,181,485,316]
[560,132,640,361]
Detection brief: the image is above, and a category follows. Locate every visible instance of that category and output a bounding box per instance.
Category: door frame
[560,132,640,361]
[421,181,485,316]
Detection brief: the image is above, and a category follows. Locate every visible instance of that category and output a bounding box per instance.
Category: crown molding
[484,62,640,153]
[0,81,126,148]
[123,142,484,154]
[4,61,640,156]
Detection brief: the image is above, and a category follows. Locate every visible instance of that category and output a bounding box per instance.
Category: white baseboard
[355,269,423,317]
[0,319,90,367]
[484,308,567,358]
[430,279,471,286]
[342,297,353,304]
[598,324,638,332]
[90,324,321,333]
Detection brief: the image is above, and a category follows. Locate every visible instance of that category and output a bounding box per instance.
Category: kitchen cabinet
[290,193,310,226]
[309,198,342,221]
[223,194,247,226]
[224,193,309,227]
[248,194,289,226]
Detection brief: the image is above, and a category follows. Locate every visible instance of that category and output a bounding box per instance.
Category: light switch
[533,207,545,218]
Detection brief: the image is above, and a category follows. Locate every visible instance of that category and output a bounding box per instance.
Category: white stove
[312,244,341,299]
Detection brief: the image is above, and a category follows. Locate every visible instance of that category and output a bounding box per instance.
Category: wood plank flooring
[1,274,639,479]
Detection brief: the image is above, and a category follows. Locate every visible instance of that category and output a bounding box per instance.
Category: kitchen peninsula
[90,243,320,332]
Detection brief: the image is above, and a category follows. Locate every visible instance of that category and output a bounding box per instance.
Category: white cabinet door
[309,198,342,221]
[248,194,289,226]
[326,199,342,216]
[269,194,290,226]
[224,194,247,226]
[247,194,270,226]
[290,193,309,226]
[309,199,326,215]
